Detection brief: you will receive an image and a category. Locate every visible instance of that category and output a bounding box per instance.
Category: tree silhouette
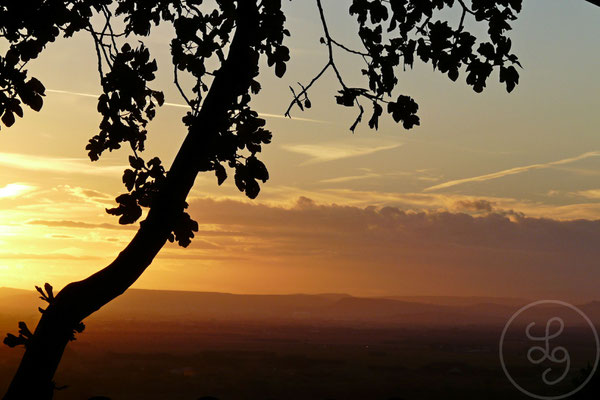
[1,0,587,398]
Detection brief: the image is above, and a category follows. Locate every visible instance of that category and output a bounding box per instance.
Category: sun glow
[0,183,35,199]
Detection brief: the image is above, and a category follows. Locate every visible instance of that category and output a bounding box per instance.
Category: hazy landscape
[2,287,598,399]
[0,0,599,398]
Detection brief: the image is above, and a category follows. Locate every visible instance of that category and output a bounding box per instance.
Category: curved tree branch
[2,2,260,399]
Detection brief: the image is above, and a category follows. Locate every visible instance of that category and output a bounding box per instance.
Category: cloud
[0,252,101,260]
[319,169,440,185]
[27,220,136,230]
[46,89,327,124]
[425,151,600,191]
[57,185,115,206]
[574,189,600,199]
[0,152,125,176]
[7,193,600,299]
[453,199,495,212]
[195,229,248,237]
[282,143,401,164]
[0,183,36,199]
[236,184,600,220]
[48,234,75,239]
[179,196,600,300]
[320,172,381,184]
[79,189,112,199]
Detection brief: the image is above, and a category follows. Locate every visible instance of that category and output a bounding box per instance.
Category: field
[1,288,598,399]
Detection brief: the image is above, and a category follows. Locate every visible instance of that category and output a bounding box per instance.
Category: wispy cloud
[0,252,102,260]
[574,189,600,200]
[320,172,381,184]
[48,234,75,239]
[283,143,402,165]
[46,89,328,124]
[425,151,600,191]
[0,152,125,176]
[57,185,115,206]
[27,219,136,230]
[319,169,436,184]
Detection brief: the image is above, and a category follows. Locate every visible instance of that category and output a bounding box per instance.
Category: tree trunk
[2,2,259,399]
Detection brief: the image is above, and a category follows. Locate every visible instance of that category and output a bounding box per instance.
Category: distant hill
[1,287,598,328]
[0,287,41,315]
[0,287,32,298]
[384,295,531,307]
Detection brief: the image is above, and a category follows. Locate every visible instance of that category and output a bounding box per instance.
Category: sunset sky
[0,0,599,301]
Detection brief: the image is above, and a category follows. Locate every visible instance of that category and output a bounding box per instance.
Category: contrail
[46,89,328,124]
[425,151,600,191]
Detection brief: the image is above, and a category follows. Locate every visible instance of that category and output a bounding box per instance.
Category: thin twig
[330,38,369,57]
[316,0,347,89]
[174,65,192,108]
[456,0,476,16]
[88,25,105,79]
[284,61,331,118]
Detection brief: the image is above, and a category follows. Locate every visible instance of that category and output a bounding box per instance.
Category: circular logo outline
[499,300,600,400]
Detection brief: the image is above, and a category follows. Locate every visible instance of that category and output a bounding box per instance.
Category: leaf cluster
[90,1,289,245]
[86,43,164,160]
[353,0,522,129]
[0,0,114,130]
[107,155,165,223]
[288,0,522,132]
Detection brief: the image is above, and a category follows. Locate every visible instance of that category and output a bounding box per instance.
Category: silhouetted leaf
[171,212,198,247]
[44,283,54,302]
[3,333,26,348]
[129,156,145,170]
[500,65,519,93]
[152,90,164,106]
[275,61,286,78]
[245,178,260,199]
[215,163,227,185]
[27,77,45,95]
[247,156,268,182]
[123,169,136,191]
[1,111,15,127]
[368,102,383,130]
[387,95,420,129]
[18,322,33,339]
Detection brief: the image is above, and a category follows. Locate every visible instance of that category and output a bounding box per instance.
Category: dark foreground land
[1,288,599,399]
